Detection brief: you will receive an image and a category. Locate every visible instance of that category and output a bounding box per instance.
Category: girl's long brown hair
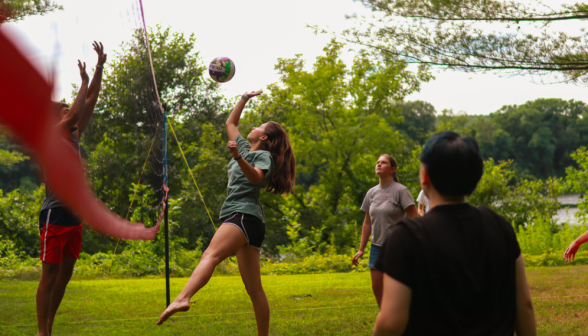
[380,154,399,183]
[261,121,296,195]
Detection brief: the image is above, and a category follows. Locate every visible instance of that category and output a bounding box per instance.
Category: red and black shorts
[39,207,82,264]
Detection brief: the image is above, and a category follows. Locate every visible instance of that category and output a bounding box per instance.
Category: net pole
[163,105,170,307]
[165,198,170,306]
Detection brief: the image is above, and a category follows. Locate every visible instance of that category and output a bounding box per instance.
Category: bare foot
[157,299,190,325]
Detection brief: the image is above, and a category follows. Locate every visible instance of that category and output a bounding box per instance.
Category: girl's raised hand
[78,60,89,82]
[243,90,263,99]
[93,41,107,67]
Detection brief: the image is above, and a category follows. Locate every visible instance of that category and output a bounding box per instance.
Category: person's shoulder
[392,182,409,191]
[249,149,272,159]
[235,134,249,144]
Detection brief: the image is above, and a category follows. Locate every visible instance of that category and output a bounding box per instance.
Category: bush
[516,218,588,255]
[524,251,588,267]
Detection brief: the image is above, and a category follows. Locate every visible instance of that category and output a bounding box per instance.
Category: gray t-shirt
[219,134,274,223]
[361,182,415,246]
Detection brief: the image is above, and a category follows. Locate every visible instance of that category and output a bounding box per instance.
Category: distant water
[554,194,582,225]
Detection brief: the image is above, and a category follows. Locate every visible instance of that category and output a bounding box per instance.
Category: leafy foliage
[437,99,588,180]
[343,0,588,84]
[0,127,40,193]
[468,159,563,228]
[0,0,62,22]
[0,186,43,256]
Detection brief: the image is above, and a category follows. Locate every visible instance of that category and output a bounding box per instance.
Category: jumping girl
[157,91,296,336]
[351,154,418,307]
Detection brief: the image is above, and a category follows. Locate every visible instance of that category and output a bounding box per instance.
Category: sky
[3,0,588,115]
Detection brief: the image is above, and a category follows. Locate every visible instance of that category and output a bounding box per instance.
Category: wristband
[234,155,242,161]
[96,65,104,69]
[241,94,250,101]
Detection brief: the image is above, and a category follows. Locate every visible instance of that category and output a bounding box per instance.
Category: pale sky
[4,0,587,115]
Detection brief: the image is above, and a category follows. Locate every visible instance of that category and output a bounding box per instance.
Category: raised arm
[57,61,89,133]
[225,90,262,141]
[76,41,107,138]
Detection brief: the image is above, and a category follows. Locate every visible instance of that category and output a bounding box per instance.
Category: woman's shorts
[221,212,265,250]
[368,243,382,269]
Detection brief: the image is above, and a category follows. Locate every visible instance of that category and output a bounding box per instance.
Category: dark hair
[380,154,399,183]
[420,131,483,196]
[261,121,296,195]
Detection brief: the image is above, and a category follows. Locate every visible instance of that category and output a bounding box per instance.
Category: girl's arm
[405,205,418,219]
[373,274,411,336]
[564,230,588,261]
[227,140,265,184]
[225,91,262,141]
[352,213,372,266]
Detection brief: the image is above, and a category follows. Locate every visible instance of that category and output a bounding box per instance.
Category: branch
[398,14,588,22]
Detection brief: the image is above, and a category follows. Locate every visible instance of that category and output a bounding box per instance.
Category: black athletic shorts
[221,212,265,250]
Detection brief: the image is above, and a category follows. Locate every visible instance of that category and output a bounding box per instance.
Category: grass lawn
[1,266,588,335]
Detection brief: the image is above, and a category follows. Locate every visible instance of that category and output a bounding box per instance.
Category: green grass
[0,272,377,335]
[2,266,588,335]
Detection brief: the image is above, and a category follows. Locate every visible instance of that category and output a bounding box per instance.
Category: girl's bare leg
[236,245,269,336]
[157,224,246,325]
[370,269,384,308]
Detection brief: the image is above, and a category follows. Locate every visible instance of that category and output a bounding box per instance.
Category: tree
[0,186,44,256]
[0,0,62,22]
[391,100,437,145]
[473,99,588,179]
[341,0,588,84]
[0,127,39,193]
[242,40,430,251]
[468,159,563,228]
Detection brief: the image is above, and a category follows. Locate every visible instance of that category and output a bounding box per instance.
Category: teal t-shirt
[219,135,274,223]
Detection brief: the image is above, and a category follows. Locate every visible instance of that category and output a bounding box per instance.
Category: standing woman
[351,154,418,307]
[157,91,296,336]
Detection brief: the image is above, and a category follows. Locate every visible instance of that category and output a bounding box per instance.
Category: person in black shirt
[373,132,536,336]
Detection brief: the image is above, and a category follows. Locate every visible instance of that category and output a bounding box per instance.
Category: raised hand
[78,60,89,82]
[243,90,263,99]
[93,41,107,67]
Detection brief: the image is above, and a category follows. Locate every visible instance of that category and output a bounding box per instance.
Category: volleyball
[209,57,236,83]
